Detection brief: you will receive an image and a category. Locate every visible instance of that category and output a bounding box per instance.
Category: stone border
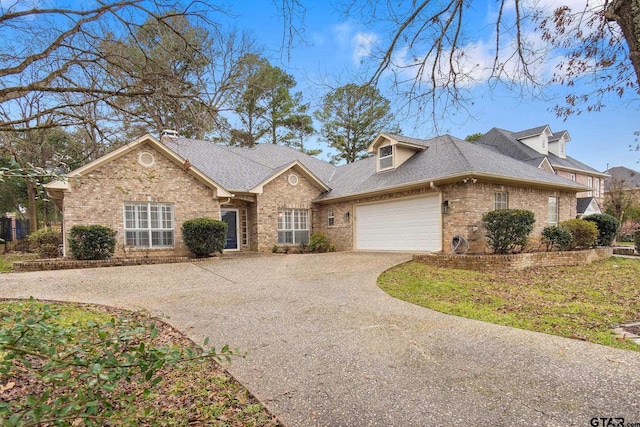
[414,248,613,272]
[613,322,640,345]
[13,255,217,272]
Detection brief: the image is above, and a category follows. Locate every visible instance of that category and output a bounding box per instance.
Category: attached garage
[354,195,442,251]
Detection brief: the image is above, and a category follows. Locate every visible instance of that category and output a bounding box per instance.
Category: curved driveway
[1,252,639,426]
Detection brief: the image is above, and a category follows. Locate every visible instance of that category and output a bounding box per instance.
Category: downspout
[430,181,445,253]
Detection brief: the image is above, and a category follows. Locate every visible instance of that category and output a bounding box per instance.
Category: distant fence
[1,215,30,250]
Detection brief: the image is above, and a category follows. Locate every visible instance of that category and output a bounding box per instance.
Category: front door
[221,209,240,251]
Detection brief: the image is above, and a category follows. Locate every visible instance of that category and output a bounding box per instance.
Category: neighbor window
[328,208,335,226]
[587,176,593,196]
[378,145,393,170]
[124,202,174,248]
[277,209,309,245]
[548,197,559,225]
[494,192,508,210]
[569,173,576,181]
[594,178,600,197]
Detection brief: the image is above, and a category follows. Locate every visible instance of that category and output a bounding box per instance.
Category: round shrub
[482,209,535,254]
[541,225,573,251]
[28,228,62,258]
[182,218,227,257]
[583,213,620,246]
[559,219,598,250]
[68,225,116,260]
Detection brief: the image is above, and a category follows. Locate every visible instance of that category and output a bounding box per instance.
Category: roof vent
[160,129,179,143]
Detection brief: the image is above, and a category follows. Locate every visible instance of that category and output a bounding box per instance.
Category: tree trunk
[606,0,640,86]
[26,179,38,234]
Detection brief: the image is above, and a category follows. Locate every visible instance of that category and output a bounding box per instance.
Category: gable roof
[604,166,640,191]
[317,134,587,201]
[577,197,601,216]
[44,134,232,197]
[476,127,606,177]
[162,137,335,192]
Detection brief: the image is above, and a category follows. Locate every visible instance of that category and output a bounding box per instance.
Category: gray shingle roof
[476,127,602,175]
[577,197,596,214]
[604,166,640,191]
[163,138,336,191]
[161,133,586,201]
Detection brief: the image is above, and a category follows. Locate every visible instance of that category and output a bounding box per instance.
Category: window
[494,192,508,210]
[569,173,576,181]
[378,145,393,170]
[548,197,559,225]
[587,176,593,196]
[328,208,335,226]
[594,178,600,197]
[277,209,309,245]
[124,202,174,248]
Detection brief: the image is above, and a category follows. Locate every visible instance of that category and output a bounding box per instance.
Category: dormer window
[379,145,393,170]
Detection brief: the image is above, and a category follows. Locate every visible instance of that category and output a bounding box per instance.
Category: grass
[378,257,640,351]
[0,300,280,426]
[0,252,38,273]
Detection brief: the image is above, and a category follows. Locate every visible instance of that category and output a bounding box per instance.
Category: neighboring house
[603,166,640,237]
[475,125,607,215]
[46,130,590,257]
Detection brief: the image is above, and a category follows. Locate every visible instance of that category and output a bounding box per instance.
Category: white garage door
[355,196,441,251]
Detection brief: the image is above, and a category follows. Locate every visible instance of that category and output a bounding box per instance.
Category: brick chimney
[160,129,179,143]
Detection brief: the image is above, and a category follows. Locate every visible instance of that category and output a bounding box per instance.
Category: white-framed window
[548,197,559,225]
[277,209,309,245]
[494,192,508,210]
[594,178,600,197]
[124,202,174,248]
[378,145,393,170]
[328,208,335,226]
[569,173,576,181]
[587,176,593,196]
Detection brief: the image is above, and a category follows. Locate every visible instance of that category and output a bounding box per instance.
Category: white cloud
[352,32,378,65]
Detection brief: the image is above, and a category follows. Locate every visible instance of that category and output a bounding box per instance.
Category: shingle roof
[160,133,586,201]
[577,197,596,214]
[476,127,602,175]
[604,166,640,191]
[163,138,336,191]
[317,135,585,200]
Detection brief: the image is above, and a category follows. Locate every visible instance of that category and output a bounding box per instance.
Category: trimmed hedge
[583,213,620,246]
[482,209,535,254]
[559,219,598,250]
[635,230,640,254]
[541,225,573,251]
[68,225,116,260]
[182,218,227,257]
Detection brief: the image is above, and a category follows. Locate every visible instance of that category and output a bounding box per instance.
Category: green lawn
[378,257,640,351]
[0,252,38,273]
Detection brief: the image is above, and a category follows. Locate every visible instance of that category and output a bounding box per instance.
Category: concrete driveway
[1,252,639,426]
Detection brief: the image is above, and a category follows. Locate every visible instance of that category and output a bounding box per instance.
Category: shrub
[182,217,227,257]
[309,232,330,253]
[559,219,598,250]
[28,228,62,258]
[68,225,116,260]
[635,230,640,254]
[482,209,535,254]
[583,213,620,246]
[541,226,573,251]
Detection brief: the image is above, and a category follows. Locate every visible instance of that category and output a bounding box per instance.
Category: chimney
[160,129,179,143]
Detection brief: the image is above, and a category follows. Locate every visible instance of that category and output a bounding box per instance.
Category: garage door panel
[355,196,441,251]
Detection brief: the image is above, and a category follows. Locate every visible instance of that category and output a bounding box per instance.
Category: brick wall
[255,169,324,252]
[316,180,577,254]
[414,247,612,272]
[63,143,220,257]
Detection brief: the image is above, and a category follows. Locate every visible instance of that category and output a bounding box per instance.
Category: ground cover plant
[0,299,279,426]
[378,258,640,351]
[0,253,38,273]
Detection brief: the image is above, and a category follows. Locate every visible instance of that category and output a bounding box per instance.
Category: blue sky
[226,0,639,172]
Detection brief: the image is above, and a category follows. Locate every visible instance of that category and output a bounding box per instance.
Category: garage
[354,196,441,251]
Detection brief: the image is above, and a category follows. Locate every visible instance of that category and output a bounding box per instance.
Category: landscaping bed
[378,257,640,351]
[0,299,280,426]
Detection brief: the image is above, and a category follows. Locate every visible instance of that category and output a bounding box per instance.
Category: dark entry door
[221,209,239,250]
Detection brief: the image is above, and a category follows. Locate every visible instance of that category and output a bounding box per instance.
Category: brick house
[475,125,607,217]
[46,130,591,257]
